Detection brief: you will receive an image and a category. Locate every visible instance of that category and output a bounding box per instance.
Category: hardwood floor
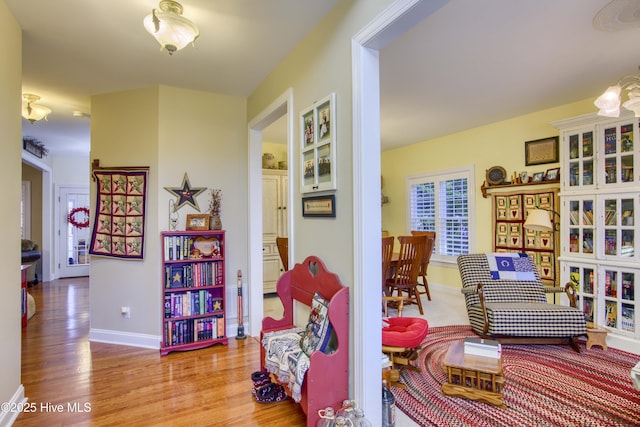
[16,278,306,426]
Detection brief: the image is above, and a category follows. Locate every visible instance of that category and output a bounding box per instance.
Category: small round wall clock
[486,166,507,186]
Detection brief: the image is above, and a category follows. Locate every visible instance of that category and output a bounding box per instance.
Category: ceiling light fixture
[22,94,52,124]
[143,0,199,55]
[594,67,640,118]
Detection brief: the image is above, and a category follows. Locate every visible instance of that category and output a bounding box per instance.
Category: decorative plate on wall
[486,166,507,186]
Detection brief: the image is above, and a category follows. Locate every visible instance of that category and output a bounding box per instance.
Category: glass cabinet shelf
[568,130,595,188]
[567,198,595,256]
[597,120,638,189]
[600,195,637,261]
[568,264,596,323]
[602,267,637,335]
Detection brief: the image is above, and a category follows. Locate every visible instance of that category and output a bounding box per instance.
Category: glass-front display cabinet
[555,112,640,341]
[600,266,637,336]
[598,119,638,188]
[567,128,596,189]
[600,194,638,261]
[565,197,595,257]
[565,262,596,323]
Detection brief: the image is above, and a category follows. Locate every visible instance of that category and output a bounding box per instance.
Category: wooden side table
[586,322,609,350]
[441,341,505,408]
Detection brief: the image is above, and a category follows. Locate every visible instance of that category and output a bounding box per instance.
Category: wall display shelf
[160,230,227,356]
[481,179,559,198]
[300,93,336,193]
[554,112,639,340]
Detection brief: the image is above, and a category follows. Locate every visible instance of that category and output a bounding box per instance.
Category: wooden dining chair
[386,235,426,315]
[382,236,400,317]
[275,237,288,271]
[410,231,436,300]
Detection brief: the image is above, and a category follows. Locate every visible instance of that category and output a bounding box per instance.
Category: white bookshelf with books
[160,230,228,356]
[554,113,639,346]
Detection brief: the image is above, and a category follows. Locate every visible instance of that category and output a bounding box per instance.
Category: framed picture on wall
[302,194,336,218]
[525,136,559,166]
[300,93,336,194]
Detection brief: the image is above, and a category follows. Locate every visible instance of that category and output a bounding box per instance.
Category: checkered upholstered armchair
[457,253,587,352]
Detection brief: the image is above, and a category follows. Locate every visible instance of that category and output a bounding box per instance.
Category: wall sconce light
[22,94,52,124]
[594,67,640,118]
[143,0,199,55]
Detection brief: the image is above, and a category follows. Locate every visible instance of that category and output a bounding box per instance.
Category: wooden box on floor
[441,341,505,408]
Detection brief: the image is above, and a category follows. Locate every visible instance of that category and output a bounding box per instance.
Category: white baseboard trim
[89,328,160,349]
[0,385,26,427]
[604,333,640,355]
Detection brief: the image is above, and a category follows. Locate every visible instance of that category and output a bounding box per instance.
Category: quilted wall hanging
[492,188,559,285]
[90,169,149,259]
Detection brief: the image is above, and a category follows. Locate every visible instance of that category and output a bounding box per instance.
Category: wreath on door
[68,207,90,229]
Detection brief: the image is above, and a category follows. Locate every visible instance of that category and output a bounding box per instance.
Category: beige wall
[52,155,90,186]
[89,85,247,340]
[248,0,395,282]
[381,97,597,289]
[0,0,23,414]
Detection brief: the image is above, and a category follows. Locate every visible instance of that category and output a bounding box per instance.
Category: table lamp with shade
[524,208,561,301]
[523,208,556,232]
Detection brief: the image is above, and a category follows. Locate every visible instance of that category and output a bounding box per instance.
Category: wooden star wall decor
[164,173,207,212]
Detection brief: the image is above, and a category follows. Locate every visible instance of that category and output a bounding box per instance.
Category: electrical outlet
[121,306,131,319]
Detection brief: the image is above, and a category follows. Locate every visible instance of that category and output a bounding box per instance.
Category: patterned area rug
[393,325,640,427]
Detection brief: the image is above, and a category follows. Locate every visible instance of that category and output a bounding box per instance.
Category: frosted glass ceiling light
[594,67,640,117]
[22,94,52,124]
[622,88,640,117]
[144,0,199,55]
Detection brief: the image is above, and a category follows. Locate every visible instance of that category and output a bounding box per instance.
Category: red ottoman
[382,317,429,386]
[383,317,429,348]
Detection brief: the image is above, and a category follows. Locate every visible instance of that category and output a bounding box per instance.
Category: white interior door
[59,186,90,278]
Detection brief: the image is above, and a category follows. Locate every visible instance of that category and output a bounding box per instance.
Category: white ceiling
[8,0,640,155]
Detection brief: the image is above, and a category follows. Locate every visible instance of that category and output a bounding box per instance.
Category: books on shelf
[163,235,222,261]
[621,305,635,333]
[164,262,223,288]
[161,230,227,356]
[463,337,502,359]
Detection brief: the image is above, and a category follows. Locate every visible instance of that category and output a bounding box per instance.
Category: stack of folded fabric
[250,371,287,404]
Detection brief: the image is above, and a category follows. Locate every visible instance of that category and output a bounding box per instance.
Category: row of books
[163,235,222,261]
[622,305,635,333]
[463,337,501,359]
[164,315,225,346]
[165,262,222,288]
[164,291,223,319]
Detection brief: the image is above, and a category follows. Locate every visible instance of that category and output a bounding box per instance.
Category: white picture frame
[300,93,336,193]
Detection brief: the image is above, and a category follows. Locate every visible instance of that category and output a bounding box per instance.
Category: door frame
[351,0,449,419]
[22,155,53,282]
[247,88,294,336]
[56,184,90,278]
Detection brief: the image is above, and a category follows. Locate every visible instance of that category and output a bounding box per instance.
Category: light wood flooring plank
[16,278,306,426]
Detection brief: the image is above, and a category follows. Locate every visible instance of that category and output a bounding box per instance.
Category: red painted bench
[260,256,349,427]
